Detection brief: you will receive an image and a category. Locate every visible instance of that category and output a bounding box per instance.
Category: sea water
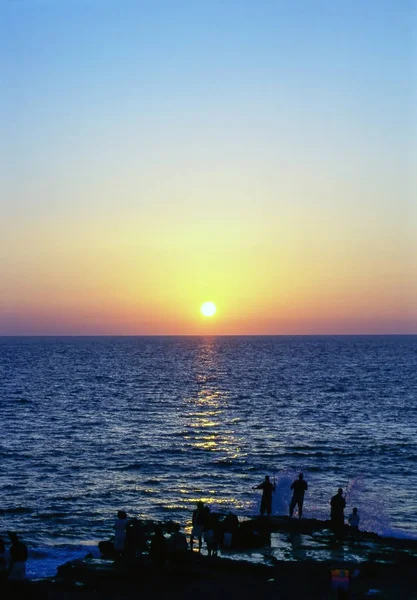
[1,335,416,577]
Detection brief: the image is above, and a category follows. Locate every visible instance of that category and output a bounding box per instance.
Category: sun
[200,301,216,317]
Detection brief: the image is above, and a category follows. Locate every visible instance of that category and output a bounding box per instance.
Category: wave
[35,512,69,519]
[380,528,417,541]
[26,543,101,579]
[323,386,348,393]
[118,463,143,471]
[0,507,33,515]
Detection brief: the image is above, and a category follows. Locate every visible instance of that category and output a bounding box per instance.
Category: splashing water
[272,470,301,516]
[270,471,414,540]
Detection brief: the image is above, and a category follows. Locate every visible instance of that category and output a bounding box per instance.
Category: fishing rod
[344,478,351,499]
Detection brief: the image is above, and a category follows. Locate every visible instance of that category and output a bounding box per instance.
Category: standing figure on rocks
[330,488,346,531]
[7,532,28,581]
[222,512,239,548]
[169,523,188,554]
[150,526,167,568]
[114,510,128,555]
[253,475,276,516]
[190,501,207,551]
[289,473,308,518]
[204,511,220,556]
[0,537,7,582]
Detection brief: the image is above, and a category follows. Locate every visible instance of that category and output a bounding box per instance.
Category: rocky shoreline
[2,516,417,598]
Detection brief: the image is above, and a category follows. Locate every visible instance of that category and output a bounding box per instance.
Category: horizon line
[1,333,417,338]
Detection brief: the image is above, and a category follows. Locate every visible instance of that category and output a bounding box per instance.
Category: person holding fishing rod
[289,473,308,518]
[253,475,276,517]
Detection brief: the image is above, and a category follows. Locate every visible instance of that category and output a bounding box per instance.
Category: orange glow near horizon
[1,209,416,335]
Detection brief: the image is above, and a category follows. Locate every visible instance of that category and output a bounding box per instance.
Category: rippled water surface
[1,336,417,576]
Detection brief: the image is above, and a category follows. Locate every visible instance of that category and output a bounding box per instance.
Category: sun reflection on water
[172,337,247,512]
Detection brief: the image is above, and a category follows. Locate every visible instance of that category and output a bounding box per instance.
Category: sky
[1,0,416,335]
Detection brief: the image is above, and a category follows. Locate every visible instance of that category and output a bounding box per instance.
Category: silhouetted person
[204,512,220,556]
[222,512,239,547]
[125,518,147,558]
[114,510,128,555]
[168,524,188,563]
[0,537,6,582]
[348,507,360,531]
[223,512,239,535]
[190,501,207,551]
[151,526,167,568]
[330,488,346,534]
[8,532,28,581]
[253,475,276,516]
[289,473,308,518]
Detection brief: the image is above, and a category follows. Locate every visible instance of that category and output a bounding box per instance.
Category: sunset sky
[1,0,416,335]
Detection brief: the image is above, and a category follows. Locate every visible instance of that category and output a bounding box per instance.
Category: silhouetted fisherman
[253,475,276,516]
[330,488,346,535]
[289,473,308,518]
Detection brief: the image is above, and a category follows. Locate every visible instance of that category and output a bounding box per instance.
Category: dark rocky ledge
[1,516,417,599]
[3,553,417,599]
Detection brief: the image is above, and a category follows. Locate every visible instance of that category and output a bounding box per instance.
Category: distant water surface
[1,335,416,576]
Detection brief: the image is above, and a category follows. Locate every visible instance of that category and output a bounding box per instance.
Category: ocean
[1,335,417,577]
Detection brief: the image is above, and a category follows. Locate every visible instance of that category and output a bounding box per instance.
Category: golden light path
[200,302,216,317]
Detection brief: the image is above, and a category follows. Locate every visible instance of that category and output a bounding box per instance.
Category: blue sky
[1,0,416,334]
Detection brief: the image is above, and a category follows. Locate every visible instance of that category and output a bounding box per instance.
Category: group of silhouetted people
[190,501,220,555]
[254,474,360,533]
[252,473,309,518]
[110,511,188,562]
[0,481,363,582]
[191,502,259,555]
[108,473,361,562]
